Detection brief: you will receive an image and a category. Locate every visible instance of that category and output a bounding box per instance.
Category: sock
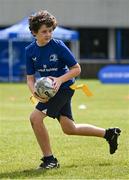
[44,155,54,162]
[104,128,114,141]
[104,129,109,140]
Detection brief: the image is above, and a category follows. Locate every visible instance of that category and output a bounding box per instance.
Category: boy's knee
[29,111,45,127]
[60,116,76,135]
[62,126,76,135]
[30,113,36,125]
[62,129,71,135]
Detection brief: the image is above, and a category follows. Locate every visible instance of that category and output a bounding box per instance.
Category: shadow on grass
[0,163,112,179]
[0,168,59,179]
[99,162,111,166]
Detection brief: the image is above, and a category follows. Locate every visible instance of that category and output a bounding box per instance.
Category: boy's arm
[27,75,35,94]
[27,75,49,102]
[59,63,81,83]
[52,63,81,91]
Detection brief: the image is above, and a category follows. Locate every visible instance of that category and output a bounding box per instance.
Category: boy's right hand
[34,92,49,103]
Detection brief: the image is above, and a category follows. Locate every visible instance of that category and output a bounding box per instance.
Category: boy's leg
[30,109,59,169]
[30,109,52,156]
[60,116,105,137]
[59,116,121,154]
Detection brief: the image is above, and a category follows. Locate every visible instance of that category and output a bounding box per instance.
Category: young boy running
[25,10,121,170]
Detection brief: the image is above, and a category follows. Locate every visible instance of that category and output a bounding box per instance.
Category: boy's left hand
[49,76,62,91]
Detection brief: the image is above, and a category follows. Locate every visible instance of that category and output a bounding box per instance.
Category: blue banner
[98,65,129,84]
[0,40,30,82]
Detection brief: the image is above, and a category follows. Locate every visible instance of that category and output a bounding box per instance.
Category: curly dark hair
[29,10,57,34]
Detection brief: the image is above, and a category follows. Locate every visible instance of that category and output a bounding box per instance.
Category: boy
[25,10,121,170]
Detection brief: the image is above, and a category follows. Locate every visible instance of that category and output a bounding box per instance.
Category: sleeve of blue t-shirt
[25,47,35,75]
[57,40,77,67]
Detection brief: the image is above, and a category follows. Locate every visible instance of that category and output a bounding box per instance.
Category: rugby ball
[35,77,57,99]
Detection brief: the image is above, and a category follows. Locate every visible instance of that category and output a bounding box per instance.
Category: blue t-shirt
[25,39,77,89]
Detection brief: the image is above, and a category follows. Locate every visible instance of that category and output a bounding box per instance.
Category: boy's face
[33,25,53,44]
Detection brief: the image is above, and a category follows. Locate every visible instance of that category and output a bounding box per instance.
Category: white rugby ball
[35,77,57,99]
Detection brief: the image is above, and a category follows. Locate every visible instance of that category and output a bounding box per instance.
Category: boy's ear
[32,30,36,36]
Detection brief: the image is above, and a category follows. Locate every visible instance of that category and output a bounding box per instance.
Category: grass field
[0,80,129,179]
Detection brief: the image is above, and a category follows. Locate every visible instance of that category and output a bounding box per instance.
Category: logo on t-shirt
[32,57,37,62]
[38,64,58,72]
[49,54,58,62]
[43,65,47,69]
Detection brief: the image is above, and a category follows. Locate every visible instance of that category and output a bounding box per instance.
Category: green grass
[0,80,129,179]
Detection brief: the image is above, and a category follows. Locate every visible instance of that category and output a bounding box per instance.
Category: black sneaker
[37,157,60,170]
[105,128,121,154]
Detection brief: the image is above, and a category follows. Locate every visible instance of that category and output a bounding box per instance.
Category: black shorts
[36,88,75,121]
